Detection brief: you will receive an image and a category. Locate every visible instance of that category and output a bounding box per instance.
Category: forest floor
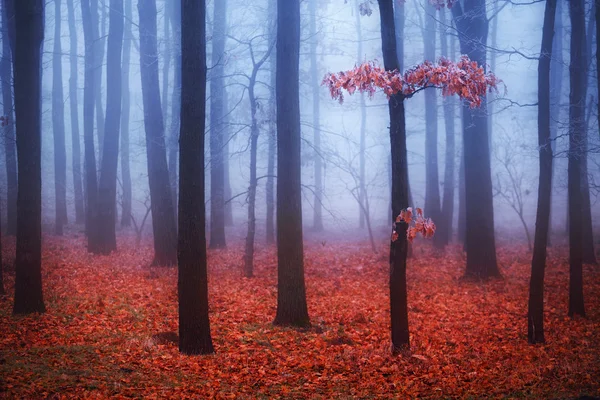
[0,233,599,399]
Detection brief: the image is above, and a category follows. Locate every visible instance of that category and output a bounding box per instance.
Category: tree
[0,195,4,295]
[451,0,500,279]
[274,0,310,328]
[567,0,586,318]
[528,0,556,344]
[81,0,100,252]
[209,0,228,249]
[1,0,17,236]
[120,0,132,227]
[12,0,46,315]
[96,0,123,254]
[92,0,105,160]
[178,0,214,355]
[265,0,276,245]
[66,0,85,224]
[52,0,68,235]
[168,0,181,222]
[138,0,177,266]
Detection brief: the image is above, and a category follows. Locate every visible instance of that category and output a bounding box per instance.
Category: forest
[0,0,599,398]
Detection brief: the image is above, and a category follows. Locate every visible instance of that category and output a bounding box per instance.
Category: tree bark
[274,0,310,328]
[66,0,85,224]
[244,79,259,278]
[209,0,227,249]
[96,0,123,254]
[379,0,410,352]
[528,0,556,345]
[120,0,132,227]
[1,0,17,236]
[52,0,68,235]
[161,3,170,128]
[265,0,276,245]
[567,0,586,318]
[452,1,500,279]
[437,7,455,247]
[138,0,177,266]
[93,0,105,160]
[168,0,180,220]
[309,0,323,232]
[178,0,214,355]
[12,0,46,315]
[0,196,4,295]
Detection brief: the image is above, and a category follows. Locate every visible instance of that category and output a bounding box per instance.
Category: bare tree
[120,0,132,227]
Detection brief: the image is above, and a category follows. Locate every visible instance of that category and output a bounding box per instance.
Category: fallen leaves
[0,235,599,398]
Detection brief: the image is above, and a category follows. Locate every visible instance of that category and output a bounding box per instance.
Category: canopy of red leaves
[323,56,500,108]
[1,236,599,398]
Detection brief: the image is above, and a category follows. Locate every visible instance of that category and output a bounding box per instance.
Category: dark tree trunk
[0,197,4,295]
[567,0,586,318]
[528,0,556,345]
[66,0,85,224]
[1,0,17,236]
[161,4,170,126]
[178,0,214,355]
[274,0,310,328]
[309,0,323,232]
[120,0,132,227]
[12,0,45,315]
[138,0,177,266]
[96,0,123,254]
[244,82,259,278]
[458,145,466,245]
[168,0,180,220]
[82,0,100,252]
[93,0,105,160]
[265,0,276,245]
[423,4,441,244]
[437,8,455,247]
[223,91,233,227]
[209,0,227,249]
[379,0,410,352]
[452,1,500,279]
[52,0,68,235]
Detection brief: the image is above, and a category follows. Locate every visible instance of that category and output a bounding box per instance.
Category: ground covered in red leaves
[0,234,599,399]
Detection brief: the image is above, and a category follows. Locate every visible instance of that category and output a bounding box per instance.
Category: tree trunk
[209,0,227,249]
[437,7,455,247]
[528,0,556,345]
[567,0,586,318]
[82,0,100,252]
[161,3,170,127]
[549,0,562,245]
[0,196,4,295]
[309,0,323,232]
[168,0,180,220]
[96,0,123,254]
[274,0,310,328]
[379,0,410,352]
[178,0,214,355]
[93,0,105,160]
[120,0,132,227]
[596,0,600,141]
[52,0,68,235]
[244,81,259,278]
[452,2,500,279]
[355,0,366,230]
[265,0,276,245]
[487,0,498,149]
[423,3,441,241]
[1,0,17,236]
[138,0,177,266]
[12,0,46,315]
[66,0,85,224]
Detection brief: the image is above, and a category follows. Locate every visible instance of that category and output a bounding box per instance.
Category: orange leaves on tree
[322,56,500,108]
[392,207,436,243]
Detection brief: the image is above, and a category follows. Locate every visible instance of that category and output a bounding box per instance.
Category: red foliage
[323,56,500,108]
[392,207,436,243]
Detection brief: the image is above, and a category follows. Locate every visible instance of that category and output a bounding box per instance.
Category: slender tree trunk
[52,0,68,235]
[168,0,180,220]
[120,0,132,227]
[244,82,259,278]
[568,0,586,318]
[12,0,46,315]
[423,3,441,240]
[208,0,227,249]
[223,91,233,227]
[528,0,555,341]
[82,0,100,252]
[437,8,455,247]
[178,0,214,355]
[93,0,105,160]
[1,0,17,236]
[96,0,123,254]
[487,0,498,150]
[309,0,323,232]
[355,0,366,230]
[161,3,170,126]
[379,0,410,352]
[452,1,500,278]
[138,0,177,266]
[274,0,310,328]
[66,0,84,224]
[266,0,276,244]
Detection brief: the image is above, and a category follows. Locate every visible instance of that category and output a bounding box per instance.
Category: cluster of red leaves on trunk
[322,56,500,107]
[392,207,436,243]
[354,0,457,15]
